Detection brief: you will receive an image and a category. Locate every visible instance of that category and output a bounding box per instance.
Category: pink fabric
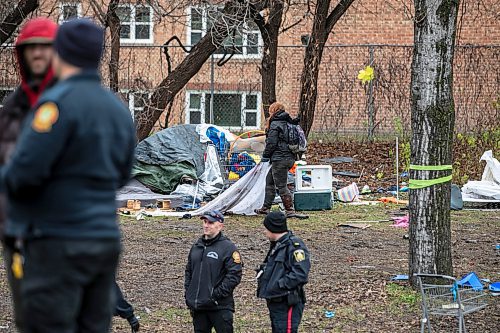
[392,215,409,228]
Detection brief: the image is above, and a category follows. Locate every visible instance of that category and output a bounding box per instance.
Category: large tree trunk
[0,0,39,44]
[258,0,283,118]
[135,1,248,141]
[298,0,355,137]
[105,0,120,92]
[409,0,459,286]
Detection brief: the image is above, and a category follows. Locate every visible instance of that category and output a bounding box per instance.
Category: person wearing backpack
[255,102,308,219]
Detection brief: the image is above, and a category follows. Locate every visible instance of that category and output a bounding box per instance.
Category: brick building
[1,0,498,135]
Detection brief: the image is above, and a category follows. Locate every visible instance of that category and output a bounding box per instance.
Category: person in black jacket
[185,210,243,333]
[257,212,310,333]
[0,17,58,331]
[255,102,307,218]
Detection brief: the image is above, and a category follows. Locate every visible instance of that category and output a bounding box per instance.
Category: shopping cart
[415,273,488,333]
[217,130,265,186]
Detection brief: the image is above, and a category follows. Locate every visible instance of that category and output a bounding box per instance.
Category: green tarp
[131,161,197,194]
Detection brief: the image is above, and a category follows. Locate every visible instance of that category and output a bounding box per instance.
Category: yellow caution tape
[408,164,452,189]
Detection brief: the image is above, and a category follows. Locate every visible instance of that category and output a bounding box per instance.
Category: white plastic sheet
[145,162,272,217]
[462,150,500,200]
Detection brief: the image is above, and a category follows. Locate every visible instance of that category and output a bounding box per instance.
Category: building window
[0,88,14,107]
[186,91,261,129]
[117,5,153,44]
[120,90,149,120]
[188,6,261,57]
[59,2,81,23]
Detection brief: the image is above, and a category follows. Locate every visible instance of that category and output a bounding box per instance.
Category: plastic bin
[295,165,333,192]
[294,191,333,211]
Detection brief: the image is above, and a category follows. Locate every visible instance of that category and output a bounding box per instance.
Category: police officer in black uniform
[185,210,243,333]
[257,211,310,333]
[0,18,136,332]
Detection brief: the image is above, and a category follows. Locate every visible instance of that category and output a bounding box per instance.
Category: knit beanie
[54,18,104,69]
[263,212,288,233]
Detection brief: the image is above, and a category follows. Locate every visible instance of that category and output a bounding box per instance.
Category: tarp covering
[135,125,206,176]
[116,179,184,208]
[139,162,272,217]
[462,150,500,200]
[132,161,197,194]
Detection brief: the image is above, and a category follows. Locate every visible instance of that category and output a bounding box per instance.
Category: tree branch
[0,0,39,45]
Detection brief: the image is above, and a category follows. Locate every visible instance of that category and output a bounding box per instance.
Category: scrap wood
[338,223,372,229]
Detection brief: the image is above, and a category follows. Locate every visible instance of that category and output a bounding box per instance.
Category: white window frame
[0,87,15,107]
[185,90,261,131]
[120,90,150,120]
[187,6,262,59]
[58,2,82,24]
[118,4,154,44]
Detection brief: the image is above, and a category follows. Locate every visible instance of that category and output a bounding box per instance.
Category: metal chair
[415,273,488,333]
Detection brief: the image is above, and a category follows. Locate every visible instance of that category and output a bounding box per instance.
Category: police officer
[257,211,310,333]
[185,210,243,333]
[0,18,136,332]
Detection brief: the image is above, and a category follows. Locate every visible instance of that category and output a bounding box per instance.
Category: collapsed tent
[136,162,272,217]
[462,150,500,201]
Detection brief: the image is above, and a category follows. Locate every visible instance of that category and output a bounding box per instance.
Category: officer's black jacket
[185,232,242,311]
[262,110,299,162]
[0,72,136,239]
[257,231,310,299]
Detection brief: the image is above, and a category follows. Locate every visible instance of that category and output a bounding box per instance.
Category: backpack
[286,123,307,155]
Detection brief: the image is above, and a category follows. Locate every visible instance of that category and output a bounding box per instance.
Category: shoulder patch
[293,249,306,262]
[32,102,59,133]
[232,251,241,264]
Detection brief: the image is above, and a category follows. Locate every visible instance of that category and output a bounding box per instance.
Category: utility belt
[268,287,306,305]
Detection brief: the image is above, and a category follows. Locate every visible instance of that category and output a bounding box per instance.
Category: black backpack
[286,123,307,155]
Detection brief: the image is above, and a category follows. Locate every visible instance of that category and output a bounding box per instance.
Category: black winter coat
[257,231,310,300]
[262,110,299,162]
[185,232,243,311]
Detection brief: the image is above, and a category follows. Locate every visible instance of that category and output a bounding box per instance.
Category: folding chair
[415,273,488,333]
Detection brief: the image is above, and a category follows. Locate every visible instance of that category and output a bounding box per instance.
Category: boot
[254,206,271,215]
[281,194,308,219]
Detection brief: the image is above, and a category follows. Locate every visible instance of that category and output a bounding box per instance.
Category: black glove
[128,315,140,332]
[261,158,270,163]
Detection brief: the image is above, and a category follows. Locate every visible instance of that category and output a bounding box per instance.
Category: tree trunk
[298,0,355,137]
[105,0,120,93]
[258,0,283,118]
[135,1,248,141]
[0,0,39,44]
[409,0,459,286]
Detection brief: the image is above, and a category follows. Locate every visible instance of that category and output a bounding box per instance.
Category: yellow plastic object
[12,253,23,279]
[228,171,240,180]
[248,153,261,164]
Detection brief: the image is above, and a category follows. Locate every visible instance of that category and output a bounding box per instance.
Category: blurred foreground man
[0,17,57,330]
[257,212,310,333]
[0,18,135,332]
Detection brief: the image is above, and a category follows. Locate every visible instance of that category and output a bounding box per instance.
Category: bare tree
[252,0,284,118]
[135,0,253,141]
[297,0,355,137]
[409,0,459,286]
[0,0,39,45]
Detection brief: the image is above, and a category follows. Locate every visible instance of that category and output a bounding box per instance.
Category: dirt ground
[1,206,499,333]
[0,141,499,332]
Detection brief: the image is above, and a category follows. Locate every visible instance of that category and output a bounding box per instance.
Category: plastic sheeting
[135,125,206,176]
[132,161,197,194]
[462,150,500,200]
[140,162,272,217]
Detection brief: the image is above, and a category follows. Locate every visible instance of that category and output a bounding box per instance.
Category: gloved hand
[128,315,140,332]
[261,157,270,163]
